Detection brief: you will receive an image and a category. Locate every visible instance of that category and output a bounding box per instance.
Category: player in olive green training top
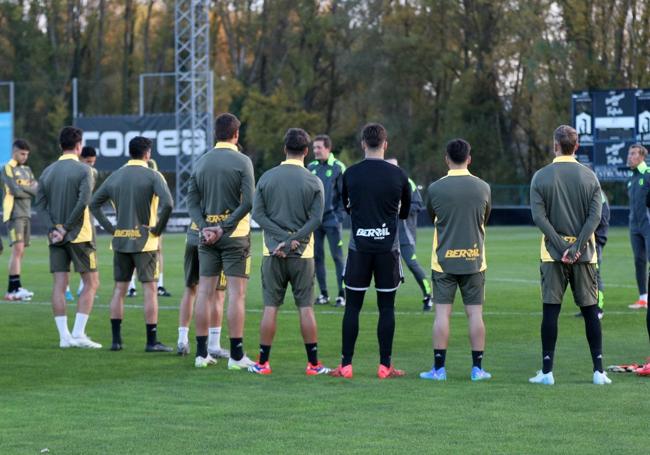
[35,126,101,349]
[248,128,331,376]
[187,113,256,369]
[90,136,174,353]
[420,139,492,382]
[3,139,37,301]
[528,125,610,386]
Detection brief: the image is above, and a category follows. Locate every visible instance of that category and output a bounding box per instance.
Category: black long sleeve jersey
[342,158,411,253]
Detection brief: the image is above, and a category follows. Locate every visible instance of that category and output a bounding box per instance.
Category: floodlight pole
[174,0,213,210]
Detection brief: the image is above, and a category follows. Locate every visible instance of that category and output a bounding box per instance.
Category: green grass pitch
[0,226,648,454]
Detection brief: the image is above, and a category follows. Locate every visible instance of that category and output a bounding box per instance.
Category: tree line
[1,0,650,191]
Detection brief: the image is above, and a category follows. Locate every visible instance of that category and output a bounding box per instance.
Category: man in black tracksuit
[308,135,346,307]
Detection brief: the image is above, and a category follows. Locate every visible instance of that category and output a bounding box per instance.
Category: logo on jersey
[445,243,480,259]
[356,223,390,240]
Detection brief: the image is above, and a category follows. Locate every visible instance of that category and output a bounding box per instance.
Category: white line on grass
[492,277,637,289]
[1,300,643,317]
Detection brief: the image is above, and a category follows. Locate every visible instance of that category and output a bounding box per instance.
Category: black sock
[146,324,158,346]
[305,343,318,365]
[230,337,244,361]
[472,351,484,369]
[377,291,396,368]
[341,289,364,366]
[338,289,345,298]
[8,274,20,293]
[110,319,122,344]
[434,349,446,370]
[196,335,208,358]
[322,290,329,298]
[259,344,271,364]
[541,304,561,373]
[580,305,603,372]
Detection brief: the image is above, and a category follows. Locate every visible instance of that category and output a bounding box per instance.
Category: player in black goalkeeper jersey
[330,123,411,379]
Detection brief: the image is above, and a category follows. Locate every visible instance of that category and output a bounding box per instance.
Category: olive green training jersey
[253,158,324,258]
[187,141,255,239]
[90,159,173,253]
[35,153,94,245]
[3,159,37,221]
[426,169,491,275]
[530,155,601,263]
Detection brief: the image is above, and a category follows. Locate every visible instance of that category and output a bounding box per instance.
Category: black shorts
[343,249,403,292]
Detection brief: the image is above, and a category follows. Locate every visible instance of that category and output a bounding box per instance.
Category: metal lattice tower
[174,0,213,209]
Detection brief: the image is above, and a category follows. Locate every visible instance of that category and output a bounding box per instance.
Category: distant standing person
[329,123,411,379]
[35,127,101,348]
[308,135,347,307]
[529,125,610,386]
[419,140,492,382]
[3,139,37,301]
[386,158,433,311]
[90,136,174,352]
[627,144,650,310]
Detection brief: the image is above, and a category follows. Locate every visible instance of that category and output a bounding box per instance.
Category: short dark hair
[59,126,83,151]
[81,146,97,158]
[553,125,578,155]
[361,123,387,149]
[284,128,311,154]
[129,136,153,159]
[214,113,241,141]
[630,143,648,157]
[446,138,471,164]
[313,134,331,149]
[12,139,30,151]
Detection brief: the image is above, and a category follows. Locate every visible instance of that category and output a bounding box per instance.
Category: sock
[305,342,318,365]
[580,305,604,372]
[472,350,483,369]
[230,337,244,361]
[647,304,650,344]
[377,290,396,368]
[178,326,189,344]
[341,289,365,366]
[196,335,208,358]
[71,313,89,338]
[541,304,561,373]
[111,319,122,344]
[146,323,158,346]
[8,274,20,293]
[158,273,164,288]
[65,285,71,294]
[641,293,648,302]
[338,289,345,298]
[259,344,271,364]
[434,349,446,370]
[54,316,70,340]
[208,327,221,352]
[129,275,137,290]
[321,289,329,299]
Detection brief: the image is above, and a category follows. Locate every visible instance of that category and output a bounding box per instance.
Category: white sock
[65,285,71,293]
[178,326,189,344]
[55,316,71,340]
[641,294,648,302]
[129,275,137,290]
[77,280,84,295]
[158,273,164,288]
[71,313,89,338]
[208,327,221,351]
